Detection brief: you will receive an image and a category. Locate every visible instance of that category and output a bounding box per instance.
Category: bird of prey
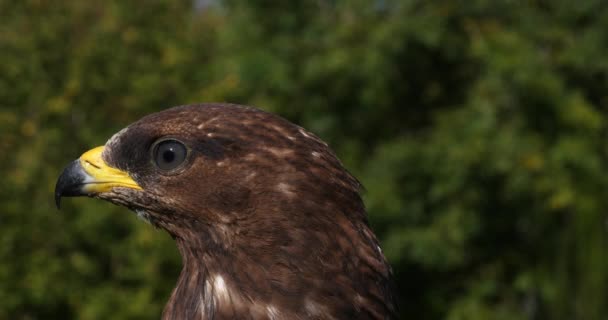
[55,104,397,319]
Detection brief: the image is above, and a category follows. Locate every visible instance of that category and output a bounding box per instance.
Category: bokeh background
[2,1,608,319]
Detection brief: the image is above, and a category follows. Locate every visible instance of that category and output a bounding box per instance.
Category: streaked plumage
[56,104,398,319]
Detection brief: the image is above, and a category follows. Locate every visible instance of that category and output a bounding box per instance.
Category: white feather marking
[245,171,257,181]
[266,305,280,319]
[267,147,293,158]
[299,128,313,139]
[305,299,336,320]
[277,182,295,198]
[213,274,229,301]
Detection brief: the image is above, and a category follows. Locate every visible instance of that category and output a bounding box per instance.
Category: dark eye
[153,139,188,171]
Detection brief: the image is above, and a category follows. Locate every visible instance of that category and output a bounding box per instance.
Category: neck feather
[162,239,212,320]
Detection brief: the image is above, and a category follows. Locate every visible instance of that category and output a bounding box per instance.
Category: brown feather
[91,104,397,319]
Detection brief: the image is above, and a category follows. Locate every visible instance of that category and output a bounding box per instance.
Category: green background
[1,1,607,319]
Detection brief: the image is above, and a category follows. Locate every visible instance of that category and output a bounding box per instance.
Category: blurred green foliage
[1,1,608,319]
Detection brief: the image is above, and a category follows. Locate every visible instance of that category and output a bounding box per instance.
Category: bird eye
[153,139,188,171]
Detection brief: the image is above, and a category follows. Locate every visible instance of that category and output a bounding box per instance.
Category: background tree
[1,1,607,319]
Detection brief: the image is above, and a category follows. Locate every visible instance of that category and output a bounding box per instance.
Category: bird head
[56,104,360,239]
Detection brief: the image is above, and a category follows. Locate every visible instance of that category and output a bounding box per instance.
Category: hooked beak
[55,146,142,209]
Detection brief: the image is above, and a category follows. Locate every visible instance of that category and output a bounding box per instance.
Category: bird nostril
[84,160,102,169]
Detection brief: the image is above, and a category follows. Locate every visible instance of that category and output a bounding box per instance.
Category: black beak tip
[55,159,86,210]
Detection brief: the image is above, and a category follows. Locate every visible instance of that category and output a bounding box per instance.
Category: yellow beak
[79,146,142,193]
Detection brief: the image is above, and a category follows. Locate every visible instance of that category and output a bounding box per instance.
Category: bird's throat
[163,233,239,320]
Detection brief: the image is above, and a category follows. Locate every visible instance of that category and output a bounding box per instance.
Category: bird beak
[55,146,142,209]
